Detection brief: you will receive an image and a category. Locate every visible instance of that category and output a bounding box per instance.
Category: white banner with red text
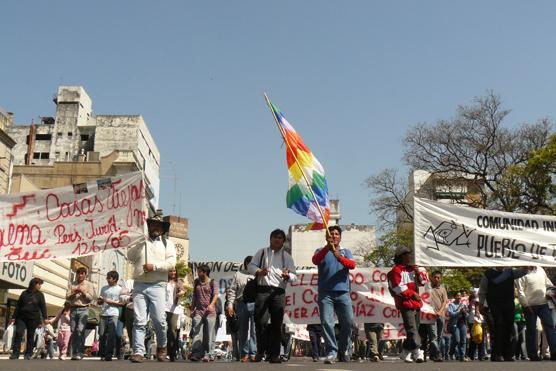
[414,197,556,266]
[190,261,436,340]
[0,172,146,261]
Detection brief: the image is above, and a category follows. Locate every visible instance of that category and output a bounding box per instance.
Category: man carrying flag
[312,225,356,364]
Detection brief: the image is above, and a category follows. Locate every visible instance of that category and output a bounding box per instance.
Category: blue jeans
[132,282,167,355]
[70,307,89,358]
[524,304,556,358]
[318,291,354,358]
[429,316,444,359]
[237,301,256,357]
[99,315,118,358]
[450,321,467,360]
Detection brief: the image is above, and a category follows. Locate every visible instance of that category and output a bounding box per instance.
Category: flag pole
[263,93,334,249]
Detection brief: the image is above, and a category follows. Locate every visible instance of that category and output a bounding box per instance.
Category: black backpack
[243,249,265,303]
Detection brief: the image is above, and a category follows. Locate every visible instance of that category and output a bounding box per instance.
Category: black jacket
[13,290,47,321]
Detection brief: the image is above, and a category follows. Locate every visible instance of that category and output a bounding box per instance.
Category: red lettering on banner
[302,288,316,304]
[420,311,436,321]
[53,224,82,244]
[292,307,308,319]
[371,269,388,283]
[310,274,319,286]
[45,193,104,222]
[0,224,46,248]
[4,247,52,261]
[85,215,118,239]
[349,272,364,285]
[353,301,376,316]
[382,307,401,319]
[107,179,145,228]
[350,291,359,301]
[6,195,36,218]
[311,306,319,317]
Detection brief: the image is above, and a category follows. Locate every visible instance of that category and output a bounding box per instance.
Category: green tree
[364,228,412,267]
[495,133,556,214]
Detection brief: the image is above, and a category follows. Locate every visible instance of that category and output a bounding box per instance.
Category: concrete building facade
[2,86,164,317]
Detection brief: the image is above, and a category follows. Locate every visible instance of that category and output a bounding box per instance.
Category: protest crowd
[4,210,556,365]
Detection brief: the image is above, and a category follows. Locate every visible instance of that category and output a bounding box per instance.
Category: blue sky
[2,1,556,261]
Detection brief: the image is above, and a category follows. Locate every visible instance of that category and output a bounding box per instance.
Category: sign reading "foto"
[0,262,34,287]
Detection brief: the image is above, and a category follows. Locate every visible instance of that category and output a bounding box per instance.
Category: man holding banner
[312,225,356,364]
[127,210,176,363]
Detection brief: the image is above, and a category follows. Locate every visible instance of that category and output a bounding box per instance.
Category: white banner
[189,262,437,339]
[414,197,556,266]
[0,172,146,262]
[286,268,436,339]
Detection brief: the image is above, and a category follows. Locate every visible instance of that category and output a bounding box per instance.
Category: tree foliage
[402,91,551,211]
[364,91,554,274]
[364,228,412,267]
[495,133,556,214]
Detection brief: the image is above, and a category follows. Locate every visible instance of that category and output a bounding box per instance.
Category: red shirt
[388,263,424,310]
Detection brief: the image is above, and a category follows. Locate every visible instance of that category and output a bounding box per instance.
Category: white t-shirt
[100,284,122,317]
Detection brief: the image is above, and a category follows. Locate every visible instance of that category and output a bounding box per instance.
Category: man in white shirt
[248,229,296,364]
[127,210,176,363]
[516,266,556,361]
[98,270,123,361]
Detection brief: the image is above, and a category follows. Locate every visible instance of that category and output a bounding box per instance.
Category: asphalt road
[0,357,555,371]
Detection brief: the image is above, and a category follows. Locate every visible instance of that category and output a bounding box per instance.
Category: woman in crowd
[166,266,185,361]
[10,278,48,360]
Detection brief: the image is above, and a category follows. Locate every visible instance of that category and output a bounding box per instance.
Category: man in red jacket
[388,246,426,363]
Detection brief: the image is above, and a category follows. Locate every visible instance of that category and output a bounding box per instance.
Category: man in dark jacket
[478,267,527,362]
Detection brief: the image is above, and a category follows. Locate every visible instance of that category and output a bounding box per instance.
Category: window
[55,151,60,160]
[35,134,52,141]
[33,152,50,160]
[57,132,63,138]
[68,132,73,137]
[80,134,89,141]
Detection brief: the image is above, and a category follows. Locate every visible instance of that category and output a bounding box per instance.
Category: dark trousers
[166,312,179,360]
[400,308,421,351]
[308,325,323,359]
[489,303,514,361]
[12,317,40,357]
[254,287,285,359]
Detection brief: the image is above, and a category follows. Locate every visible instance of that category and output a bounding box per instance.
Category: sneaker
[404,350,414,363]
[241,355,250,363]
[201,355,210,362]
[188,355,201,362]
[370,355,379,362]
[414,349,424,363]
[9,354,19,360]
[324,354,336,364]
[269,357,282,364]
